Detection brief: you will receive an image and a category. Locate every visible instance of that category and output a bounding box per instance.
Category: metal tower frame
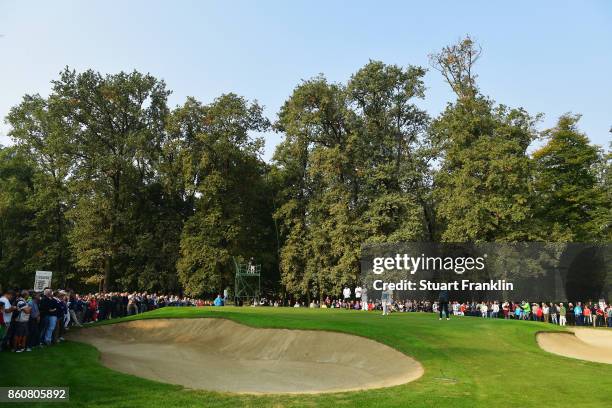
[234,257,261,305]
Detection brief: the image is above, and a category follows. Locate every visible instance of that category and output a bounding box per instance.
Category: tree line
[1,37,609,299]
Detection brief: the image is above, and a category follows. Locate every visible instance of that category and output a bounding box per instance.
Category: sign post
[34,271,53,292]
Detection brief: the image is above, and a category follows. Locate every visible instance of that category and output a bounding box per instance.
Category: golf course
[1,307,610,407]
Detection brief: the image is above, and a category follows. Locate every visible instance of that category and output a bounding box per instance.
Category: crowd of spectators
[2,286,611,353]
[430,300,612,327]
[272,297,612,327]
[290,297,433,312]
[0,288,200,353]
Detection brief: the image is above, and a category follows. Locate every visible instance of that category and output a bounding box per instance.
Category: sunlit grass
[1,307,610,408]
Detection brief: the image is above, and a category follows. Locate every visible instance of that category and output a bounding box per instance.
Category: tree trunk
[103,255,112,292]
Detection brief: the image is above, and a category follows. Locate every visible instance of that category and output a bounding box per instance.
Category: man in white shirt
[355,286,362,299]
[480,302,488,318]
[1,290,16,327]
[381,289,393,316]
[361,287,368,311]
[342,287,351,300]
[491,302,500,318]
[0,290,16,350]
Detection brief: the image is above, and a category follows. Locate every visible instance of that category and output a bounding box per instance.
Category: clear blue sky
[1,0,611,160]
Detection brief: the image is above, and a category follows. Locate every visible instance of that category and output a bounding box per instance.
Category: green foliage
[0,147,36,288]
[3,70,277,295]
[1,37,609,297]
[431,97,539,242]
[46,69,172,291]
[273,62,432,299]
[174,94,274,296]
[6,94,74,287]
[532,114,608,241]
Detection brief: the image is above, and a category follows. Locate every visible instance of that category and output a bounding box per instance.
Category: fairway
[1,307,611,408]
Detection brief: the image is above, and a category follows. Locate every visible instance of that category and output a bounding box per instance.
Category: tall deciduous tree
[7,94,74,286]
[347,60,432,242]
[0,147,36,288]
[175,94,272,296]
[274,61,432,300]
[532,114,607,241]
[51,68,170,291]
[430,38,539,242]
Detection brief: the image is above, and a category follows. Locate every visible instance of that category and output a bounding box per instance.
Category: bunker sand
[536,327,612,365]
[68,318,424,394]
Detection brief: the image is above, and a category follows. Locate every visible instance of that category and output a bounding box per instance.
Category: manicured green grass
[1,307,610,407]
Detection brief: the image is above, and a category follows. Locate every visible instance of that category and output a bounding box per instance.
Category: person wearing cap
[13,290,31,352]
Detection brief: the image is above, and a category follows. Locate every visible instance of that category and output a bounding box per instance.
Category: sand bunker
[536,328,612,365]
[68,318,423,394]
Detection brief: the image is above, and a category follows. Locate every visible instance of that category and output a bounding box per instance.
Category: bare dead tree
[429,35,482,100]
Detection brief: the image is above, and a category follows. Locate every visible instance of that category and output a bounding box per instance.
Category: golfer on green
[438,290,450,320]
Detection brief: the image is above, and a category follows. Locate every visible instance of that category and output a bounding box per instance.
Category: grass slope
[1,307,611,407]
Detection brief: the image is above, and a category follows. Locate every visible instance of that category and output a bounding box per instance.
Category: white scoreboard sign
[34,271,53,291]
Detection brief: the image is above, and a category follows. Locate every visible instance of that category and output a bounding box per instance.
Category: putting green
[2,307,611,408]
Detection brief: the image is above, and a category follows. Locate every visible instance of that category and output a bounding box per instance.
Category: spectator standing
[0,301,4,346]
[574,302,583,326]
[567,303,575,325]
[521,301,531,320]
[68,294,83,327]
[583,304,591,326]
[491,301,500,318]
[480,302,488,318]
[27,292,41,349]
[502,301,509,319]
[0,290,16,350]
[39,289,58,345]
[55,293,67,342]
[13,291,31,352]
[514,304,522,320]
[532,303,540,321]
[594,306,604,327]
[536,304,543,322]
[542,303,550,323]
[559,303,567,326]
[550,303,558,325]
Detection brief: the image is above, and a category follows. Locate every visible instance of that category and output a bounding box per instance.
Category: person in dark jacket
[438,290,450,320]
[54,294,66,342]
[39,289,58,345]
[98,295,108,320]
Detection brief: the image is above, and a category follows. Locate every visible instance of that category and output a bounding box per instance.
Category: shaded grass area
[1,307,611,407]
